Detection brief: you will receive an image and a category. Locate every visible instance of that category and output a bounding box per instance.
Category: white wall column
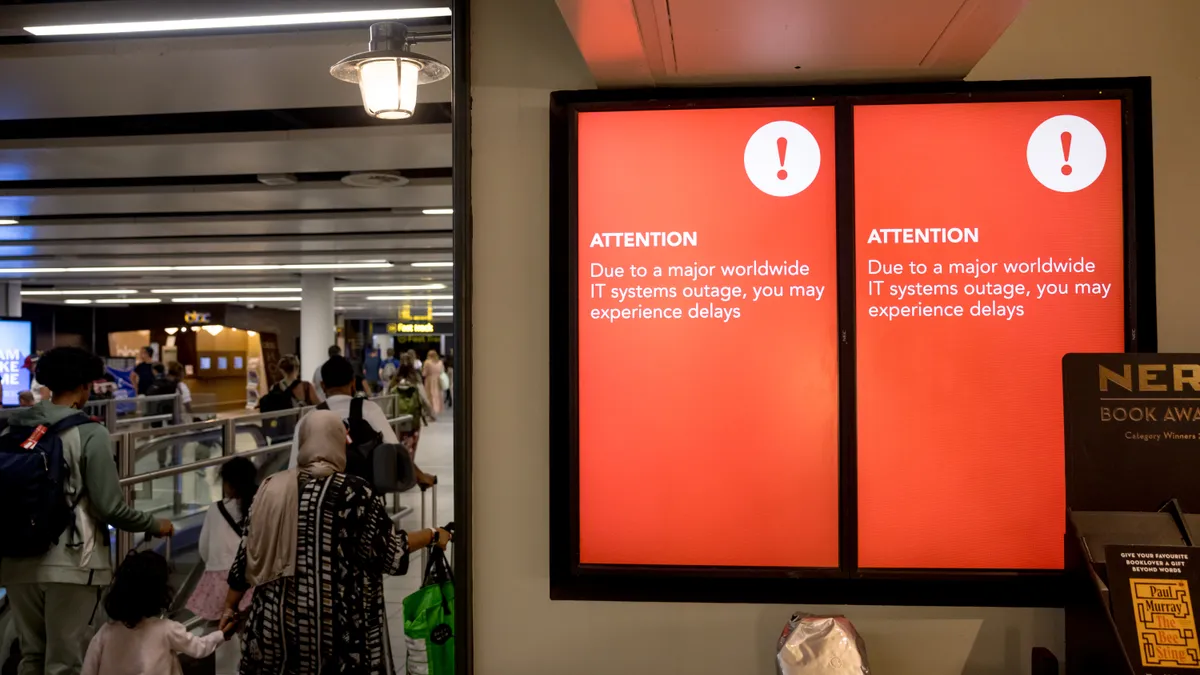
[0,282,20,318]
[300,274,335,381]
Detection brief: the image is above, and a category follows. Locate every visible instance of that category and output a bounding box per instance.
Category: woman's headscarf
[244,410,347,586]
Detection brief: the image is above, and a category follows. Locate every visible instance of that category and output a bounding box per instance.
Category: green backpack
[395,385,425,429]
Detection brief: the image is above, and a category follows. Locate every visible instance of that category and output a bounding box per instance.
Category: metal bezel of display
[548,77,1156,607]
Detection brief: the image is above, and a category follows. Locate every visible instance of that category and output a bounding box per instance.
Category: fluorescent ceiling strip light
[22,289,138,296]
[95,298,161,304]
[431,312,453,317]
[365,295,453,301]
[25,8,450,37]
[0,219,18,225]
[151,288,301,295]
[422,208,453,216]
[64,299,92,305]
[0,262,392,274]
[411,262,453,268]
[333,284,446,292]
[170,296,302,303]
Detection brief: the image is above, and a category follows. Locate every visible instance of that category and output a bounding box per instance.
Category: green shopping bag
[403,545,455,675]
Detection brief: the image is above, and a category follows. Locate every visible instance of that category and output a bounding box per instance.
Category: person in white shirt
[187,457,256,621]
[82,550,226,675]
[165,361,193,421]
[312,345,341,402]
[288,356,435,486]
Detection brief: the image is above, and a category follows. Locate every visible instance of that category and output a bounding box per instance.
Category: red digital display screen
[853,100,1126,569]
[576,106,841,568]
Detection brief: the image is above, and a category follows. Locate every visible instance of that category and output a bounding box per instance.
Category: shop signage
[1064,353,1200,512]
[184,311,212,325]
[387,322,434,334]
[399,303,433,322]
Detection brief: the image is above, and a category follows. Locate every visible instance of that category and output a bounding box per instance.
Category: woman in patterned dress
[218,410,451,675]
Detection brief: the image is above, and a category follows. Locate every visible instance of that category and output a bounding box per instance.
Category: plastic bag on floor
[776,612,870,675]
[403,546,455,675]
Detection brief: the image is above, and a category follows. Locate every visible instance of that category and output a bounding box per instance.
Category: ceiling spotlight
[164,327,179,335]
[202,325,225,336]
[330,22,450,120]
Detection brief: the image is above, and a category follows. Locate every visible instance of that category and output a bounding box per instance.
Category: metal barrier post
[116,434,135,557]
[223,417,236,456]
[172,438,184,515]
[105,399,117,431]
[172,391,183,426]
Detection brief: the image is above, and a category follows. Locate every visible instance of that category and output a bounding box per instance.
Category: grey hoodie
[0,401,158,586]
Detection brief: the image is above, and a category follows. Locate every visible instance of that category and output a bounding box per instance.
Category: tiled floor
[216,411,455,674]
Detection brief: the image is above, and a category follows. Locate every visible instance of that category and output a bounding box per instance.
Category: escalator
[0,407,414,673]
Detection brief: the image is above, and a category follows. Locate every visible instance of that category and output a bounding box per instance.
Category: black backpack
[145,376,178,419]
[317,397,415,493]
[259,380,303,439]
[0,413,95,558]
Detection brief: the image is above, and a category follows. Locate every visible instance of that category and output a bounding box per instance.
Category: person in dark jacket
[1,347,175,675]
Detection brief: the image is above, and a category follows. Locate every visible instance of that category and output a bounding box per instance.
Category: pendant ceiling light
[331,22,450,120]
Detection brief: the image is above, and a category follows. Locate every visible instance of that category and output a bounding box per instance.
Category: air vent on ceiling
[341,171,409,188]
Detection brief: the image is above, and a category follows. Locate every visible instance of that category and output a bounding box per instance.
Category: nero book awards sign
[1064,354,1200,512]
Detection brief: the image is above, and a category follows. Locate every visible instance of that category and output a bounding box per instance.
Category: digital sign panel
[854,100,1127,569]
[551,78,1152,605]
[576,106,840,568]
[0,319,32,407]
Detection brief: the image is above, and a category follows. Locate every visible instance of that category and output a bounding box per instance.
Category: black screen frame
[549,77,1156,607]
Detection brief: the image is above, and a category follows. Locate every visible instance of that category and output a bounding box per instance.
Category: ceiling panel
[0,213,450,240]
[0,25,451,120]
[0,0,457,316]
[555,0,1028,84]
[0,125,451,181]
[0,183,450,216]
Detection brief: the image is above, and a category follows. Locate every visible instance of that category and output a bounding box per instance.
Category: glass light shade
[357,58,420,119]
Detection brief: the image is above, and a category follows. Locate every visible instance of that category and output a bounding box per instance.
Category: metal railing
[112,394,414,556]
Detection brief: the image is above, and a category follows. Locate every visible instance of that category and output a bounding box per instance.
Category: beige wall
[471,0,1193,672]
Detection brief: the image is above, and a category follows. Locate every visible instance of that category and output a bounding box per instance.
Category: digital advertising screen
[0,319,32,407]
[854,100,1127,570]
[575,105,841,568]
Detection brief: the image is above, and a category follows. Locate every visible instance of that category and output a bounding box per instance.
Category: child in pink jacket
[82,551,227,675]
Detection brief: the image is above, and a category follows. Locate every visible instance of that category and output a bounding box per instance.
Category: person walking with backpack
[257,356,316,442]
[387,363,435,460]
[0,347,174,675]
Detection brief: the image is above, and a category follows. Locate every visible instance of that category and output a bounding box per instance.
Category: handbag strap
[215,500,241,533]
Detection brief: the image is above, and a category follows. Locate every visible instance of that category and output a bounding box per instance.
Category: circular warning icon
[744,121,821,197]
[1026,115,1106,193]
